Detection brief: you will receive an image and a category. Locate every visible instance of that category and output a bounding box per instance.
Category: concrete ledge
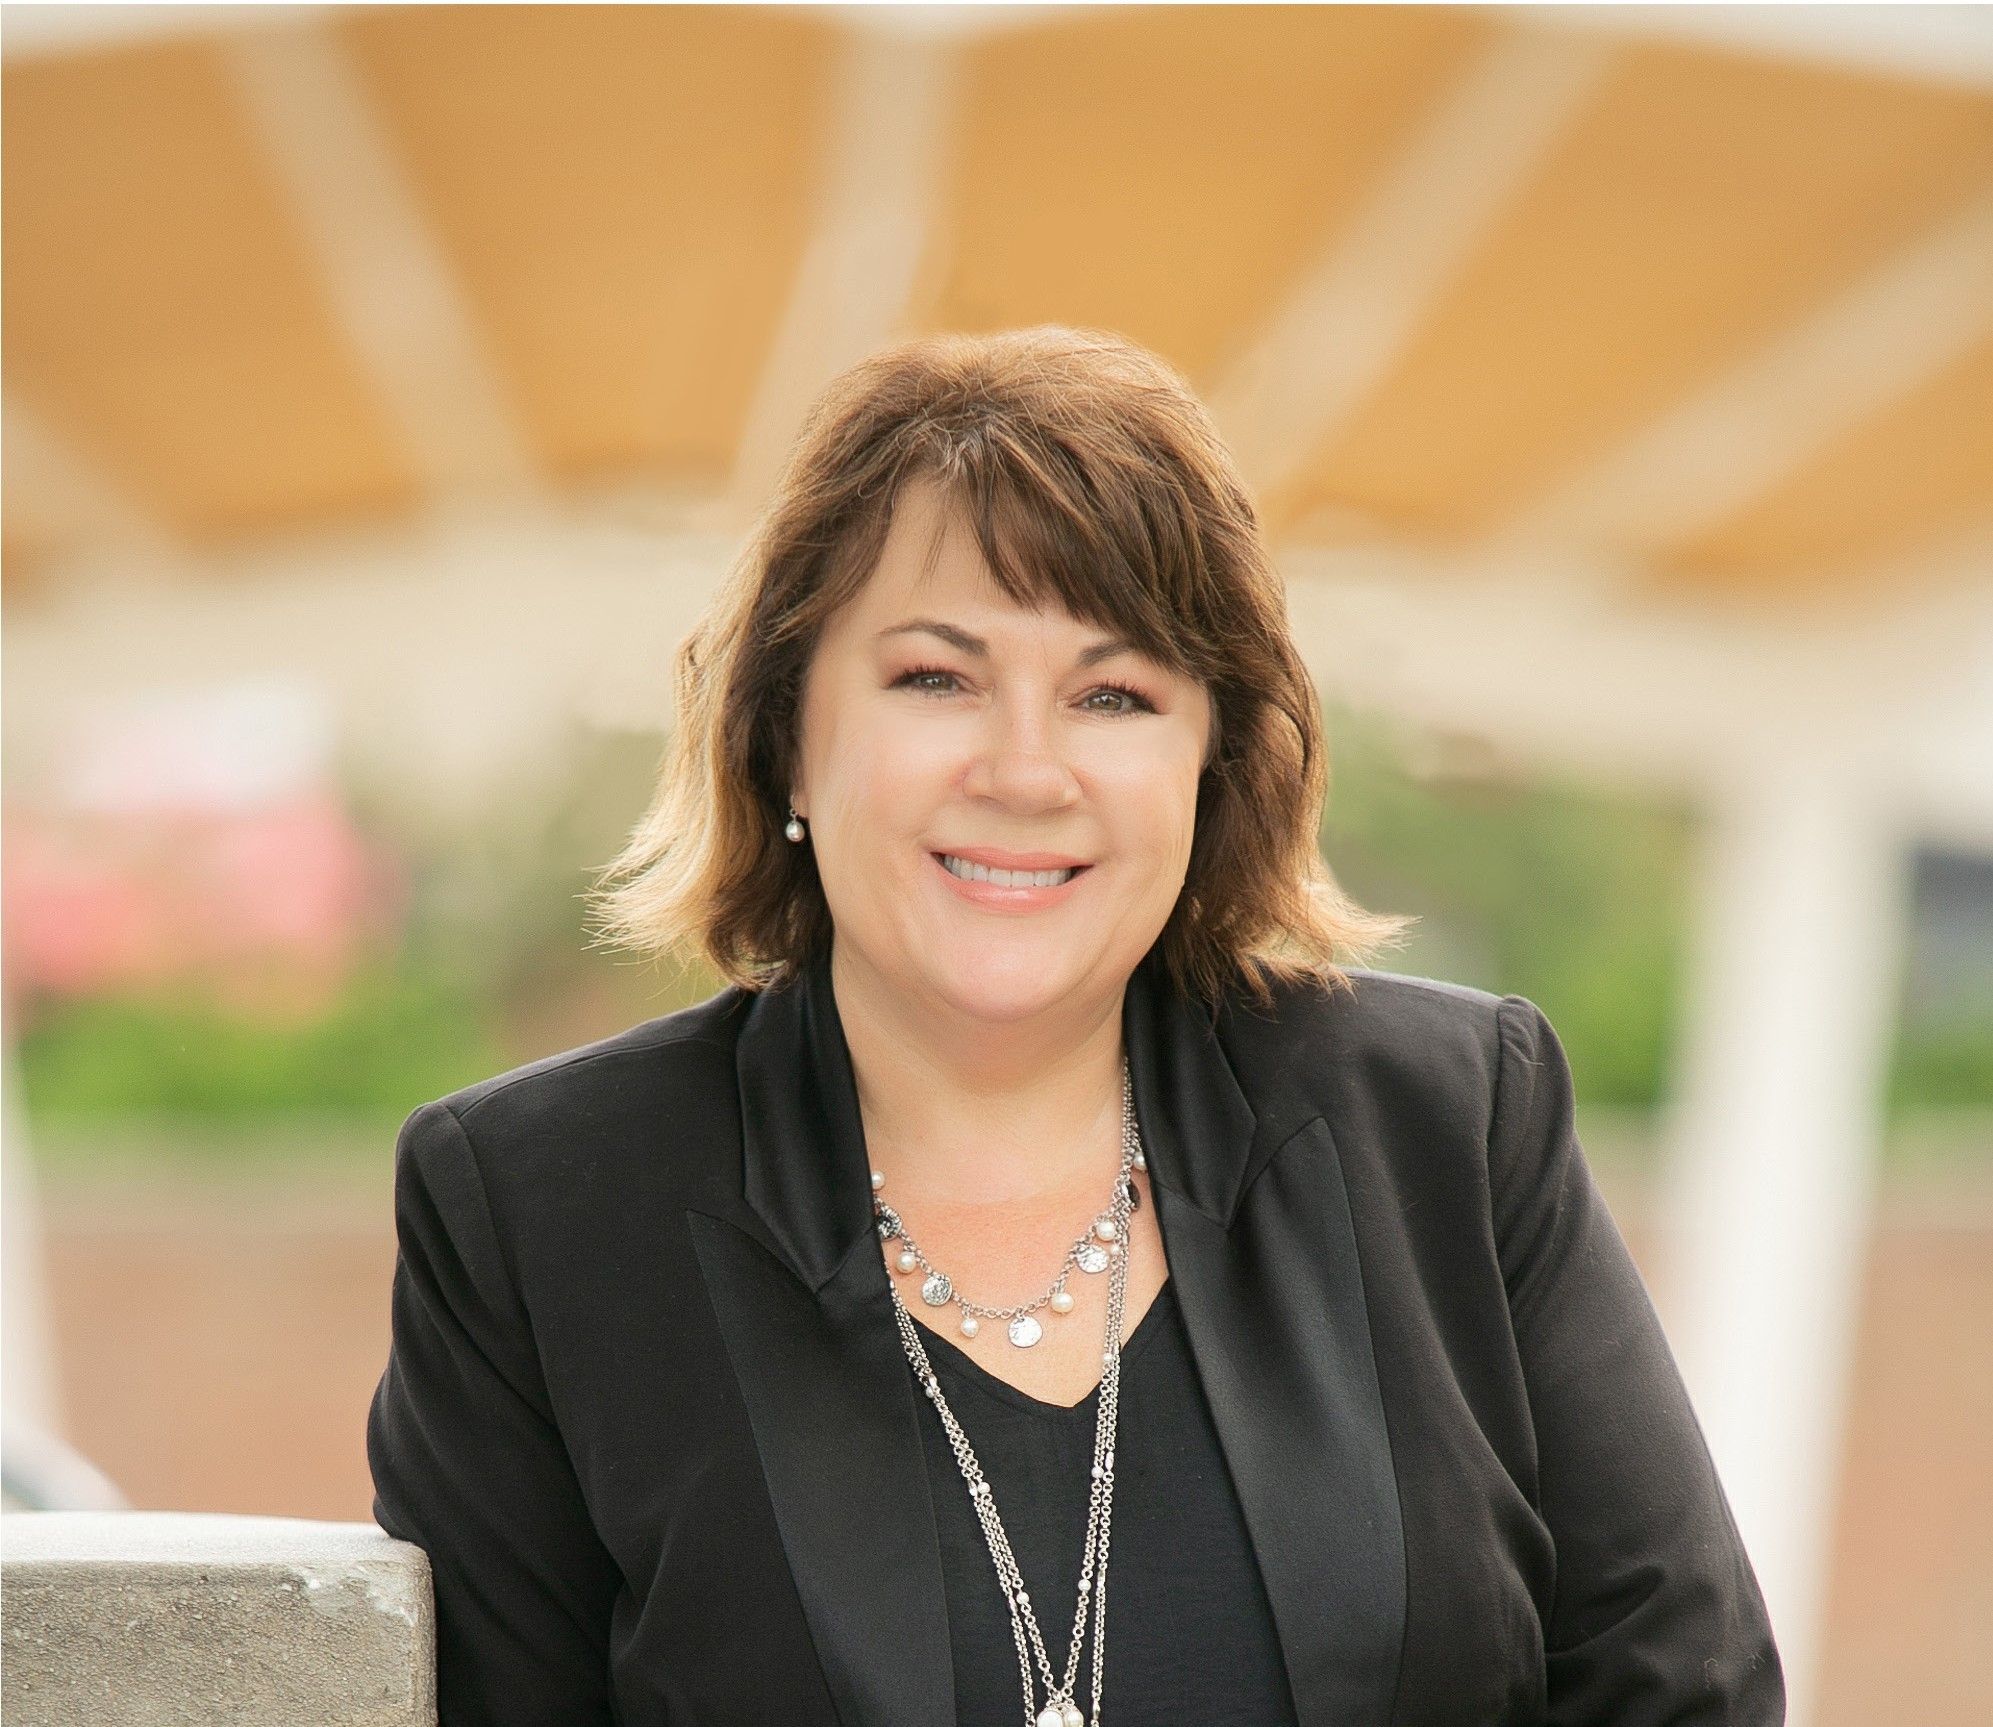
[1,1512,434,1726]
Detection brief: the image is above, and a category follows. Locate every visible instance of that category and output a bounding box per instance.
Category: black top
[909,1278,1302,1726]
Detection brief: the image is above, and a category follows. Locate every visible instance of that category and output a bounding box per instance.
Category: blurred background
[2,2,1988,1722]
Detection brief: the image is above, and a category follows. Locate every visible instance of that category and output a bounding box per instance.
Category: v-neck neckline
[909,1276,1178,1418]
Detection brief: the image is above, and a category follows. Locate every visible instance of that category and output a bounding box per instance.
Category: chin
[925,940,1122,1023]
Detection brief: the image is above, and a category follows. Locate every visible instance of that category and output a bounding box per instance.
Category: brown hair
[588,326,1413,1009]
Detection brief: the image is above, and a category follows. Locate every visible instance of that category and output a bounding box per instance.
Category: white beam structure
[1498,195,1993,565]
[0,504,737,823]
[0,525,1599,806]
[721,22,960,528]
[2,1038,63,1437]
[1281,534,1993,829]
[1521,3,1993,92]
[219,16,543,512]
[1656,739,1914,1727]
[1854,525,1993,856]
[0,3,327,62]
[7,503,1987,837]
[820,3,1073,42]
[1206,25,1614,503]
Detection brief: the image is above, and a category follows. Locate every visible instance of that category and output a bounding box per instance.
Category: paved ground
[26,1159,1993,1726]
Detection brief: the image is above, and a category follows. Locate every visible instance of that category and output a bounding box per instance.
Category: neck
[829,940,1130,1209]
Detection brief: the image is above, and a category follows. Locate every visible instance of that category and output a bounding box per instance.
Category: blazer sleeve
[366,1099,621,1726]
[1489,995,1785,1726]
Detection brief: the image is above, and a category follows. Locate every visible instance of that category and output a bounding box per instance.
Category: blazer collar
[732,943,1264,1292]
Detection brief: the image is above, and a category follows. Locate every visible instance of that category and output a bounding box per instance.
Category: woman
[367,327,1783,1726]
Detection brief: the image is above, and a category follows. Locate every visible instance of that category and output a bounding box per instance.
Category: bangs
[906,438,1207,680]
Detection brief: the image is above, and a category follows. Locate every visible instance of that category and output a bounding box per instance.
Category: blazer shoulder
[1243,962,1507,1059]
[1339,963,1505,1013]
[1226,964,1515,1133]
[427,983,751,1140]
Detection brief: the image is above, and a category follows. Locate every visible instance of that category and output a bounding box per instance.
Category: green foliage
[14,726,690,1167]
[14,957,508,1137]
[1888,1013,1993,1114]
[1321,706,1693,1111]
[1320,704,1992,1139]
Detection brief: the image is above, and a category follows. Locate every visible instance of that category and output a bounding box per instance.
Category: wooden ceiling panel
[932,4,1490,381]
[1661,329,1993,596]
[1,38,420,543]
[1286,39,1993,548]
[338,5,832,486]
[1,507,60,599]
[7,9,1989,613]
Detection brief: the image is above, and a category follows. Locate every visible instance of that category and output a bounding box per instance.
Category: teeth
[940,855,1078,888]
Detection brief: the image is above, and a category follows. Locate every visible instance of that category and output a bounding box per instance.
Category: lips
[933,852,1091,886]
[928,851,1093,898]
[931,847,1092,871]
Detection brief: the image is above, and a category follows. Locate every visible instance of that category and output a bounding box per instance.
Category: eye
[1082,680,1157,717]
[892,665,965,696]
[890,665,1157,715]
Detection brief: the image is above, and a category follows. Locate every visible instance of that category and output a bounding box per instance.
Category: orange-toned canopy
[4,4,1989,608]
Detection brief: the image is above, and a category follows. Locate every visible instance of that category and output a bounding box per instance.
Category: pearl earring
[784,807,807,843]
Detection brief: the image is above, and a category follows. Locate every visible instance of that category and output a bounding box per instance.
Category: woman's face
[792,476,1214,1026]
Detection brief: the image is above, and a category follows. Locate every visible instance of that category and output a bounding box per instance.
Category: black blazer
[366,945,1783,1726]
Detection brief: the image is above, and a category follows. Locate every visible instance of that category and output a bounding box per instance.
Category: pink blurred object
[1,683,407,1020]
[3,796,405,1018]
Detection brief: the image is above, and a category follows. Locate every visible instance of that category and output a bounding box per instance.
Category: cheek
[1100,759,1202,853]
[822,709,954,821]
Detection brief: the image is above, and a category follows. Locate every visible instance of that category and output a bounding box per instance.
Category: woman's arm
[366,1099,622,1726]
[1489,995,1785,1725]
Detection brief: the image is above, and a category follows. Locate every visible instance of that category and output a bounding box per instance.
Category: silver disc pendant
[920,1272,953,1307]
[1007,1314,1044,1349]
[1076,1242,1110,1274]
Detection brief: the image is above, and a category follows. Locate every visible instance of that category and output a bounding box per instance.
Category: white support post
[1655,740,1912,1727]
[2,1033,62,1435]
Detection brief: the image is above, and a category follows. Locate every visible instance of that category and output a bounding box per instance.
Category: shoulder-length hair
[588,325,1413,1010]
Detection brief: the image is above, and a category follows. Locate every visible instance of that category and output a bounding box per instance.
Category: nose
[962,699,1081,812]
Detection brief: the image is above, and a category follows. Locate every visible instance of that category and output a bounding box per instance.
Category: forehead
[861,477,1003,607]
[838,475,1095,641]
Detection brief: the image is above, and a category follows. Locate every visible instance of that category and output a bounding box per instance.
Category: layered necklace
[872,1057,1146,1727]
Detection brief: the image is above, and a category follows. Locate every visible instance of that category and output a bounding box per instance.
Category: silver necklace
[871,1070,1147,1349]
[876,1058,1143,1727]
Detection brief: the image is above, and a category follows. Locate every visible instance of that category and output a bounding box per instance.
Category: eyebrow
[874,618,1140,669]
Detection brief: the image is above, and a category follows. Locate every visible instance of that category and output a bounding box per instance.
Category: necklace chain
[880,1058,1141,1727]
[873,1084,1146,1342]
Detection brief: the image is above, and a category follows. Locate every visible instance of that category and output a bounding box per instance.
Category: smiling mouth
[932,853,1092,889]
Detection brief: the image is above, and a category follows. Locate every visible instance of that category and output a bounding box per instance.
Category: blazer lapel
[1124,964,1407,1724]
[689,949,955,1727]
[695,946,1405,1727]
